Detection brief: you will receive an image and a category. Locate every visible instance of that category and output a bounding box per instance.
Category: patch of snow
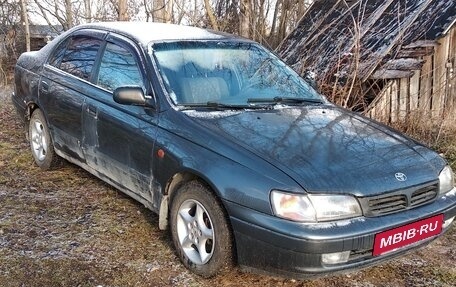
[443,17,456,35]
[169,272,194,286]
[145,261,161,273]
[82,22,226,45]
[397,257,427,267]
[183,110,243,119]
[350,282,376,287]
[383,58,423,68]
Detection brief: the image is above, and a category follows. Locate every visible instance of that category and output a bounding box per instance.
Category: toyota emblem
[395,172,407,182]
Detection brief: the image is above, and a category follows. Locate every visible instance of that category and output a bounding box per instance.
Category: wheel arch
[27,106,62,170]
[158,169,232,234]
[26,102,40,120]
[24,102,40,140]
[163,170,237,273]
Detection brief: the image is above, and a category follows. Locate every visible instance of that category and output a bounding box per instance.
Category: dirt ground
[0,85,455,287]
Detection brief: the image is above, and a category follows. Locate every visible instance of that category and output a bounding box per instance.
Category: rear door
[40,30,105,162]
[82,33,158,205]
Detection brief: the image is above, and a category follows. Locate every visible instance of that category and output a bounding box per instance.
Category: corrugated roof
[277,0,456,81]
[29,25,63,38]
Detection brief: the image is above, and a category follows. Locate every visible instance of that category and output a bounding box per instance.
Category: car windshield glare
[152,41,322,107]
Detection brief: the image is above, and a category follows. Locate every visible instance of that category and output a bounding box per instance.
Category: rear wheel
[170,181,233,277]
[29,109,61,170]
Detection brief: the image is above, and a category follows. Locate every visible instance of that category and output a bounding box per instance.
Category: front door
[82,34,158,205]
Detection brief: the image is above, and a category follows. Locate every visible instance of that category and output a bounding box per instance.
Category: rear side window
[48,38,69,67]
[96,42,144,91]
[58,37,102,81]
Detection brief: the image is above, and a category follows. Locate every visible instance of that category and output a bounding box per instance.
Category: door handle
[41,81,49,92]
[86,105,98,118]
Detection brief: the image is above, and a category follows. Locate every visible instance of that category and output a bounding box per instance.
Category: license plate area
[373,214,444,256]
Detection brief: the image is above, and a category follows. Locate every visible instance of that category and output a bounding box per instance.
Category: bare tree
[277,0,291,44]
[118,0,128,20]
[20,0,30,52]
[204,0,218,30]
[23,0,314,49]
[153,0,165,22]
[0,0,23,83]
[166,0,174,23]
[31,0,74,30]
[239,0,251,38]
[84,0,92,22]
[92,0,117,21]
[64,0,73,28]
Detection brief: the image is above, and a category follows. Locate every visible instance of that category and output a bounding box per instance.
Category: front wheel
[170,181,233,277]
[29,109,61,170]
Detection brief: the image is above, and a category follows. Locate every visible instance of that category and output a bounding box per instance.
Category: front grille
[359,182,439,217]
[368,195,407,215]
[411,184,438,206]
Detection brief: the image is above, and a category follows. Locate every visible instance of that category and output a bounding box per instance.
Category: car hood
[184,105,445,196]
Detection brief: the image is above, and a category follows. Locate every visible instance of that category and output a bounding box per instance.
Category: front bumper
[224,187,456,279]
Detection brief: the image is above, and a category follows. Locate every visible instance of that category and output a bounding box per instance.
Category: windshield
[152,41,321,107]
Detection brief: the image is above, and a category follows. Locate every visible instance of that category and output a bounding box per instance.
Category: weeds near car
[0,85,454,286]
[391,115,456,170]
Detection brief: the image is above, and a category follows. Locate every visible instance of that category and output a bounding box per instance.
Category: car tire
[170,180,233,278]
[29,109,61,170]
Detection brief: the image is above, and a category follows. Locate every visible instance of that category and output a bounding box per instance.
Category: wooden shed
[29,25,62,51]
[277,0,456,122]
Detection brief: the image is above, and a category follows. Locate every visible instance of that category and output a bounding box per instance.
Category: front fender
[153,126,302,215]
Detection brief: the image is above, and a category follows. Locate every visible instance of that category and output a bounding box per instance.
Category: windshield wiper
[247,97,323,105]
[179,102,269,110]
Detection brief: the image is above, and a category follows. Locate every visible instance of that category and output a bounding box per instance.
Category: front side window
[97,42,144,91]
[59,36,102,80]
[153,41,321,106]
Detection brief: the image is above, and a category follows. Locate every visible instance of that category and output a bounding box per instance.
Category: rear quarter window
[55,36,102,81]
[48,38,69,68]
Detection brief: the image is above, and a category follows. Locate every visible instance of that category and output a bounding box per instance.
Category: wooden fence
[367,26,456,122]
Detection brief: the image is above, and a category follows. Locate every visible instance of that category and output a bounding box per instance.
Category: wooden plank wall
[449,25,456,113]
[367,26,456,122]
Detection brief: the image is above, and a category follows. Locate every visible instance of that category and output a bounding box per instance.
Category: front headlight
[270,190,362,222]
[439,165,454,195]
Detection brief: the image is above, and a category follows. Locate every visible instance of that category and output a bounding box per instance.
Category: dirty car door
[40,31,104,161]
[82,35,158,206]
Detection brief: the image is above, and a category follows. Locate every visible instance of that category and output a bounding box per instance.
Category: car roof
[73,22,248,45]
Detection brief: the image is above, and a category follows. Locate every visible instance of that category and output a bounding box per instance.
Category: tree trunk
[118,0,128,21]
[65,0,73,28]
[33,0,55,27]
[166,0,174,23]
[239,0,251,38]
[153,0,166,23]
[144,0,151,22]
[84,0,92,22]
[269,0,281,45]
[204,0,218,30]
[277,0,290,44]
[20,0,30,52]
[256,0,266,43]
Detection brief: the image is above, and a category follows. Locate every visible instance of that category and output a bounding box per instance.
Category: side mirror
[113,86,147,106]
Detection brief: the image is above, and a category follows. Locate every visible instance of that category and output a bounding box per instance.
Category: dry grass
[390,115,456,170]
[0,85,455,286]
